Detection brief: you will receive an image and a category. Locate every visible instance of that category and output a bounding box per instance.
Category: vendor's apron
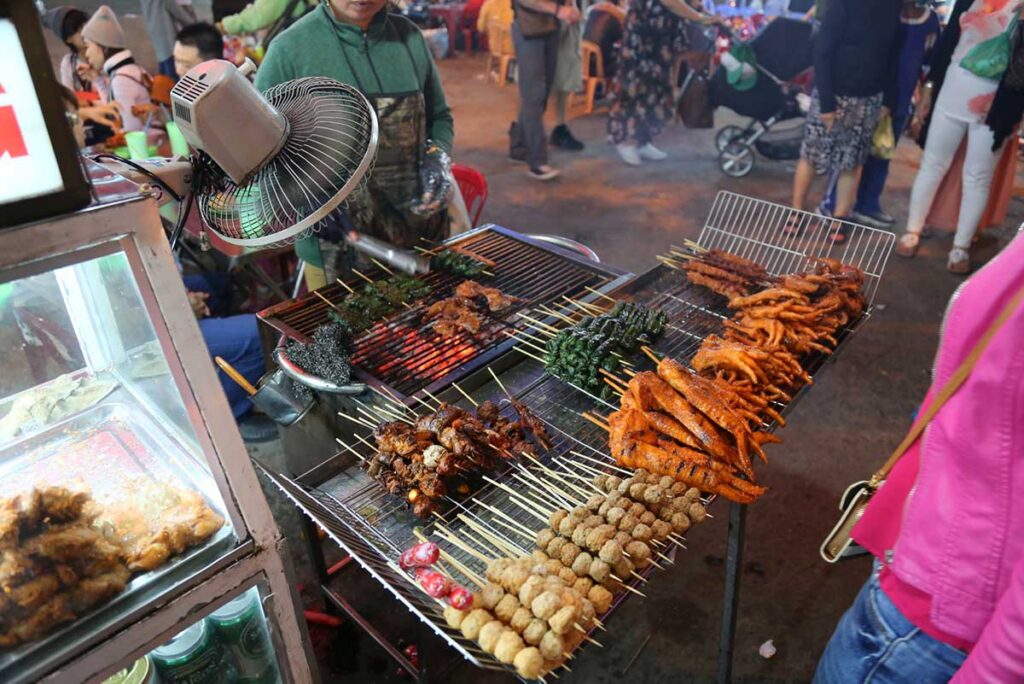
[334,37,447,249]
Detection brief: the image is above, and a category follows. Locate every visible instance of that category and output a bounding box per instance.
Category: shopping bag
[961,13,1018,81]
[870,110,895,160]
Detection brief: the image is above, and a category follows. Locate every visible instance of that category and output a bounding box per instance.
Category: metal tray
[0,399,237,682]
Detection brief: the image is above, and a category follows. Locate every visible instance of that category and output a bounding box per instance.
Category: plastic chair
[574,40,606,114]
[452,164,488,227]
[485,19,515,87]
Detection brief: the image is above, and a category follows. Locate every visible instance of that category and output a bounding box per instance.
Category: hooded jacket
[254,3,453,153]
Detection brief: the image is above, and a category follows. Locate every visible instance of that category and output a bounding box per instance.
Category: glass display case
[109,583,285,684]
[0,176,314,683]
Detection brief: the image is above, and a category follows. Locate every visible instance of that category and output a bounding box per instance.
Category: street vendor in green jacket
[255,0,455,289]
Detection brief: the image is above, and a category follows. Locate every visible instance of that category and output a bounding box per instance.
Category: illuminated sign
[0,18,65,203]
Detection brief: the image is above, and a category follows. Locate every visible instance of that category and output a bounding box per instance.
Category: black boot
[550,124,584,151]
[508,121,527,163]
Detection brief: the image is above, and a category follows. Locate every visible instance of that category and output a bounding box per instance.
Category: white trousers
[905,105,1002,249]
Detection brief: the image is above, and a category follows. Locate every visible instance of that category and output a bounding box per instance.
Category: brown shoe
[947,247,971,274]
[895,233,920,258]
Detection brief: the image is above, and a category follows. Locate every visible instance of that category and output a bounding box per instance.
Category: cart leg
[717,501,747,684]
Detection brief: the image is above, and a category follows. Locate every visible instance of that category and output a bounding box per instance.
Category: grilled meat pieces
[366,400,550,518]
[426,282,519,338]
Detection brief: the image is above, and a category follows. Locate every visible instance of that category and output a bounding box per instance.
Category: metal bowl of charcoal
[274,321,368,395]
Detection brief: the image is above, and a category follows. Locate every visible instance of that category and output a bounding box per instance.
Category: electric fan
[169,60,379,248]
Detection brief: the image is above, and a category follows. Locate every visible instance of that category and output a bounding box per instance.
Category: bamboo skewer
[432,527,494,566]
[423,389,445,408]
[335,278,356,294]
[313,290,341,311]
[338,411,376,430]
[486,367,511,399]
[451,382,479,407]
[351,268,375,285]
[511,344,548,365]
[335,437,365,462]
[584,285,618,303]
[480,503,542,539]
[414,530,486,588]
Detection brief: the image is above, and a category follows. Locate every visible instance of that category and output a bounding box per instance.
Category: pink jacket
[855,231,1024,682]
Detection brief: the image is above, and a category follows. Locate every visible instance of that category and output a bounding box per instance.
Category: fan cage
[199,77,379,248]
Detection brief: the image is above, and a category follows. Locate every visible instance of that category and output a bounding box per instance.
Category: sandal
[895,232,920,258]
[829,220,850,244]
[782,212,803,236]
[947,247,971,274]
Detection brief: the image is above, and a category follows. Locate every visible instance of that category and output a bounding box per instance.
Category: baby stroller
[710,18,815,177]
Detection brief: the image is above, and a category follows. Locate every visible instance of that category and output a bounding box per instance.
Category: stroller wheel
[720,142,754,177]
[715,125,745,152]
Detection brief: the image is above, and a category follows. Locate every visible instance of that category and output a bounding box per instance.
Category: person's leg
[820,167,840,215]
[833,167,861,218]
[814,570,965,683]
[554,90,569,126]
[954,120,1002,250]
[198,314,265,420]
[854,114,908,219]
[513,26,550,170]
[902,109,968,239]
[791,158,816,211]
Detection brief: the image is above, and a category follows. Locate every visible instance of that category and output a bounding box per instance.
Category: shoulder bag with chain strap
[821,285,1024,563]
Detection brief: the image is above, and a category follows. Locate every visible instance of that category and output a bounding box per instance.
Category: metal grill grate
[259,373,669,677]
[258,226,626,401]
[697,191,894,307]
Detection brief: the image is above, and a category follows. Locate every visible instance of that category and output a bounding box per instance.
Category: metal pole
[717,501,747,684]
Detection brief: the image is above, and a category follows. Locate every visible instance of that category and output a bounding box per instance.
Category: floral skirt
[801,90,883,173]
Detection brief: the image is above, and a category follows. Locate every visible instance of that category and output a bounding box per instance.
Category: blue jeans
[814,570,966,683]
[822,114,908,217]
[183,273,264,419]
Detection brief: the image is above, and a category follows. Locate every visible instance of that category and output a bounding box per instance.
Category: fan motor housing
[170,60,289,185]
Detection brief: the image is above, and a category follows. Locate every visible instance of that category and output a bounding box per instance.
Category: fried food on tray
[95,482,224,572]
[366,399,550,518]
[0,486,130,649]
[425,281,519,338]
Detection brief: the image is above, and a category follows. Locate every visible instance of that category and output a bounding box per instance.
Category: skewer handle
[215,356,258,396]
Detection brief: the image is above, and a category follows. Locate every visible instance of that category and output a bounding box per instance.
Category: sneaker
[528,165,560,181]
[947,247,971,274]
[237,413,278,443]
[895,232,920,258]
[616,144,642,166]
[638,143,668,161]
[550,124,584,151]
[850,210,893,229]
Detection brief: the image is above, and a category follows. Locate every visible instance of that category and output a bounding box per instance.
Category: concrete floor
[36,11,1023,677]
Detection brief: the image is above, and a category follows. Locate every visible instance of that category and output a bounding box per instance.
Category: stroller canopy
[751,17,814,82]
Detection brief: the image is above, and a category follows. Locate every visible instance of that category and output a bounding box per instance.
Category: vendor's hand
[556,4,581,24]
[80,102,123,133]
[187,291,211,319]
[410,141,455,217]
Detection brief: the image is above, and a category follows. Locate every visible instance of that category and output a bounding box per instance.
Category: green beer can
[208,589,280,684]
[151,619,239,684]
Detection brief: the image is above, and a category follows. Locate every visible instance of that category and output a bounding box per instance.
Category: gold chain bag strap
[821,285,1024,563]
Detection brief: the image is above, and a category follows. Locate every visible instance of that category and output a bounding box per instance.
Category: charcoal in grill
[284,321,354,386]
